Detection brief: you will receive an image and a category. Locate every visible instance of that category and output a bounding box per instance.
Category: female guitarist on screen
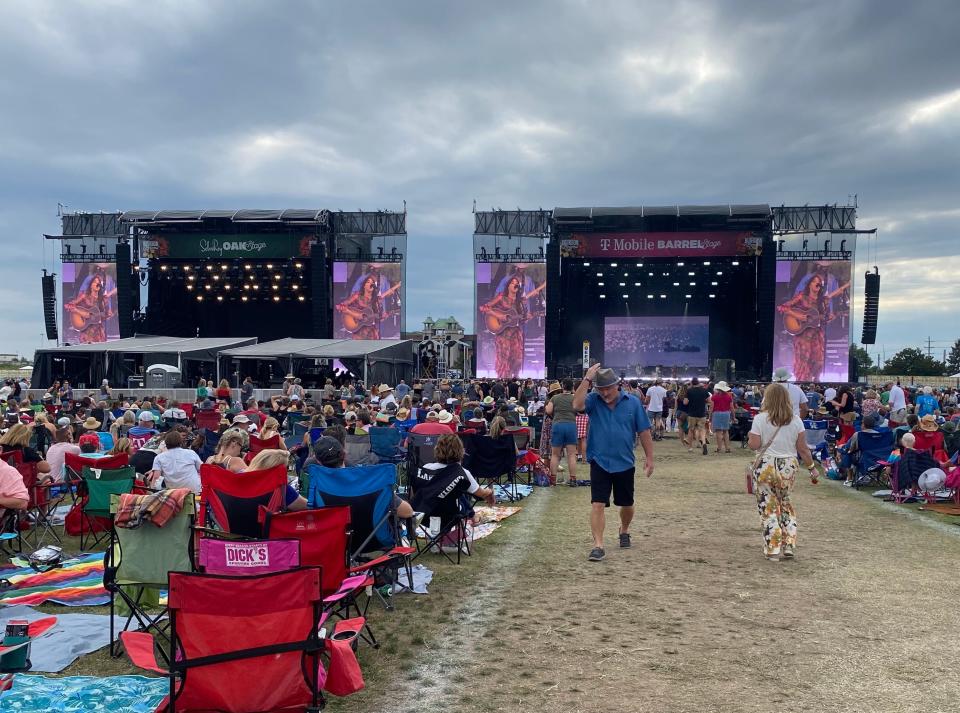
[479,272,533,379]
[64,271,110,344]
[777,271,835,382]
[336,270,402,340]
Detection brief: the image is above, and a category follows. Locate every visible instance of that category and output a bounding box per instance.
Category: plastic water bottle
[428,517,441,538]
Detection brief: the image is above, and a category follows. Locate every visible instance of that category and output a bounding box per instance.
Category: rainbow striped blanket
[0,553,109,607]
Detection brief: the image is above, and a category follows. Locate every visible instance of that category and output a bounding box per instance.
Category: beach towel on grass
[0,553,108,606]
[0,674,166,712]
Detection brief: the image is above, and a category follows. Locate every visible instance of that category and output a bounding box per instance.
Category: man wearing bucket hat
[573,363,654,562]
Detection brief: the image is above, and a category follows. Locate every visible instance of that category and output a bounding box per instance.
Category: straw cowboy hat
[547,382,563,397]
[919,415,939,432]
[437,410,454,424]
[714,381,731,392]
[378,384,393,393]
[81,416,101,430]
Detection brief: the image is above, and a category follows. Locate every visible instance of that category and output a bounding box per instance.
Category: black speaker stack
[115,242,134,338]
[310,241,331,338]
[41,271,57,341]
[860,268,880,345]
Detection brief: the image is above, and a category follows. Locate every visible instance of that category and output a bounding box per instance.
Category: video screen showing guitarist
[63,263,118,344]
[333,263,402,339]
[775,264,850,382]
[479,269,545,378]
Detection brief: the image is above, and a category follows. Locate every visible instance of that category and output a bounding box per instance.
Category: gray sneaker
[619,532,631,548]
[588,547,605,562]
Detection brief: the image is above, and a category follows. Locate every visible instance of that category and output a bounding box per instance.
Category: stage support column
[545,236,561,378]
[756,234,777,379]
[310,241,332,338]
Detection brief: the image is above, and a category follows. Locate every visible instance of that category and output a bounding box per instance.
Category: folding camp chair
[105,492,195,660]
[248,434,279,456]
[122,568,330,713]
[195,409,221,432]
[404,433,440,494]
[179,404,194,422]
[851,430,895,489]
[198,537,301,576]
[0,506,20,555]
[292,421,310,444]
[912,430,945,457]
[460,433,519,501]
[306,463,414,609]
[196,429,220,462]
[197,463,287,539]
[369,427,405,463]
[505,427,537,485]
[285,412,309,435]
[64,451,130,486]
[409,466,474,566]
[265,508,381,645]
[77,465,137,549]
[16,458,68,549]
[97,431,115,452]
[344,433,378,467]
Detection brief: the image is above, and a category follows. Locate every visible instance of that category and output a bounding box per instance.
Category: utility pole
[926,336,933,357]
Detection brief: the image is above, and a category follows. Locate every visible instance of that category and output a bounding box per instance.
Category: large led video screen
[604,316,709,369]
[773,260,851,382]
[476,262,546,378]
[61,262,120,344]
[332,262,403,340]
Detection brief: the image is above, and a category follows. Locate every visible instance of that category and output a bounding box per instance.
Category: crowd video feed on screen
[332,262,403,340]
[773,260,851,382]
[603,316,709,371]
[61,262,120,344]
[476,262,546,378]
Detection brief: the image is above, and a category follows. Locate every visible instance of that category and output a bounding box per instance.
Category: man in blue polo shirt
[573,364,655,562]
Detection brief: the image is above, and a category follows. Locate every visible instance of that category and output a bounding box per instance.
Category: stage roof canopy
[35,335,257,358]
[121,209,328,224]
[219,338,413,362]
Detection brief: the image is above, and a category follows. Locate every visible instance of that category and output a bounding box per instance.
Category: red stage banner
[560,231,763,259]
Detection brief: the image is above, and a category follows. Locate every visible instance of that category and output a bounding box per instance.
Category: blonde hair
[35,413,49,425]
[247,448,290,471]
[262,417,280,432]
[218,379,229,389]
[216,429,246,453]
[0,423,32,448]
[220,427,249,450]
[110,438,132,455]
[761,383,793,427]
[488,416,507,439]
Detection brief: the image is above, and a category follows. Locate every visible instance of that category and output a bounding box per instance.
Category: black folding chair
[459,433,518,501]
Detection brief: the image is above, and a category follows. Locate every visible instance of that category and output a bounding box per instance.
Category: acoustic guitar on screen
[483,282,546,335]
[339,282,402,333]
[780,281,850,336]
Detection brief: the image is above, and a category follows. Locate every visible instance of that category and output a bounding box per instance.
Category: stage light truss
[771,205,856,234]
[151,258,309,302]
[332,251,403,263]
[328,211,406,236]
[474,253,546,263]
[473,210,551,237]
[775,250,852,262]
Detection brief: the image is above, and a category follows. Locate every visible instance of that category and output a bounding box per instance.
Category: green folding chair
[104,492,195,660]
[79,465,136,550]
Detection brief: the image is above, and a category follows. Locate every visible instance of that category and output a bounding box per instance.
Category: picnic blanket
[918,502,960,516]
[115,487,190,529]
[0,674,166,712]
[0,553,108,606]
[0,605,129,672]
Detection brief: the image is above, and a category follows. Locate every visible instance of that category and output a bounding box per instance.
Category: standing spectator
[861,389,882,419]
[711,381,734,453]
[683,378,711,455]
[545,380,578,485]
[573,365,654,562]
[240,376,254,405]
[196,379,209,404]
[395,379,411,400]
[887,381,907,426]
[644,380,668,440]
[915,386,940,418]
[747,383,816,561]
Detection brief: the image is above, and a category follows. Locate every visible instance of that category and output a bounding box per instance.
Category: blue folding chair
[369,427,405,463]
[197,429,221,462]
[852,430,894,489]
[97,431,115,451]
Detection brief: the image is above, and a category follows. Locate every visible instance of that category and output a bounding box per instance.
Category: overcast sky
[1,0,957,366]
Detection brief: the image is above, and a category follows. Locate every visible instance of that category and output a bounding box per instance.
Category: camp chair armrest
[121,631,169,675]
[347,547,414,574]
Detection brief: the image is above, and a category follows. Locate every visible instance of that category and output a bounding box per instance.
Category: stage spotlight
[660,294,666,298]
[273,274,281,281]
[241,295,248,302]
[622,294,628,299]
[216,295,224,302]
[677,262,684,266]
[596,272,603,277]
[197,295,204,301]
[298,295,305,302]
[731,261,739,266]
[685,294,692,298]
[634,282,641,286]
[204,284,211,291]
[160,265,168,271]
[244,264,252,270]
[636,263,644,267]
[253,285,260,290]
[183,266,191,272]
[689,282,695,286]
[619,282,625,287]
[711,281,718,286]
[673,282,680,286]
[716,271,723,275]
[584,262,590,266]
[599,294,606,299]
[709,294,716,298]
[611,262,618,267]
[272,284,279,291]
[688,272,695,276]
[266,263,274,269]
[188,275,195,281]
[224,284,231,291]
[243,284,249,290]
[294,262,303,269]
[703,261,711,266]
[598,282,604,286]
[647,294,653,299]
[272,295,280,302]
[212,274,220,281]
[206,264,213,271]
[662,272,668,276]
[220,264,228,270]
[186,284,193,291]
[648,272,654,276]
[292,284,299,290]
[623,272,628,277]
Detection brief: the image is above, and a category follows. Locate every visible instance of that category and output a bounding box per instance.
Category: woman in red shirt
[710,381,734,454]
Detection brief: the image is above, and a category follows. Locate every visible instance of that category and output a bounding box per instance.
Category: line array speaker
[861,269,880,345]
[41,273,57,341]
[310,241,331,338]
[115,242,134,338]
[544,237,561,378]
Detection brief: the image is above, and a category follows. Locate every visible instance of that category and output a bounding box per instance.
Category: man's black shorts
[590,462,636,508]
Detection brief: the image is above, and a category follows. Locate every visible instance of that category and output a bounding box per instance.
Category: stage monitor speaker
[115,242,134,338]
[860,269,880,345]
[310,241,331,338]
[41,272,57,341]
[848,351,859,383]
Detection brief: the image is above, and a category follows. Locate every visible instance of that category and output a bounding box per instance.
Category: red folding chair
[265,507,380,647]
[179,404,194,421]
[249,434,280,456]
[197,463,287,539]
[198,537,301,576]
[195,409,221,431]
[122,568,334,712]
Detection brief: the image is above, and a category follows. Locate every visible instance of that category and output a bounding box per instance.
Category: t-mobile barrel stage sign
[560,231,763,259]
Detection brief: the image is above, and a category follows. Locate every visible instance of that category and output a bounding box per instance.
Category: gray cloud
[0,0,957,362]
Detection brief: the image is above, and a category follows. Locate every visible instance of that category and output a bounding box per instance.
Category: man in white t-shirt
[773,368,807,418]
[644,381,668,438]
[147,431,202,493]
[887,381,907,425]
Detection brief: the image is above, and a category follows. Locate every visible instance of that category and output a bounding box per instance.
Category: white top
[646,385,667,412]
[749,412,806,458]
[889,384,906,411]
[152,447,202,493]
[786,383,806,416]
[422,462,480,494]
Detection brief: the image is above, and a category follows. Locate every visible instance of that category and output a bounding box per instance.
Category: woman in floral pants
[748,383,817,561]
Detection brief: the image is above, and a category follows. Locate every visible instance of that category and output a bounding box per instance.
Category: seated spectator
[410,434,495,527]
[0,423,52,476]
[861,390,881,419]
[0,457,28,513]
[77,432,105,457]
[129,411,159,439]
[915,386,940,418]
[465,408,488,434]
[148,430,202,493]
[943,421,960,459]
[206,429,247,473]
[162,401,188,425]
[46,428,81,482]
[245,448,307,511]
[897,432,940,492]
[437,409,457,432]
[109,437,133,457]
[258,416,286,448]
[410,410,451,436]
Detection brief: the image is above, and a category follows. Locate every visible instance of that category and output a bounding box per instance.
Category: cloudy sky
[1,0,957,366]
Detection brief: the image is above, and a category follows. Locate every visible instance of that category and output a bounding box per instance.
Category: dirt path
[357,434,960,713]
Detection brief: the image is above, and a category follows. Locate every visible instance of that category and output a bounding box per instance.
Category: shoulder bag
[745,421,783,495]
